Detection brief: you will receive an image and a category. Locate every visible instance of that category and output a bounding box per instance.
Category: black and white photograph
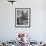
[15,8,31,27]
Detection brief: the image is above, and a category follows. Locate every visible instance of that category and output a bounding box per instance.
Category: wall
[0,0,46,42]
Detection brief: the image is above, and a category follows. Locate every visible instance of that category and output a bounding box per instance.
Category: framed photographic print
[15,8,31,28]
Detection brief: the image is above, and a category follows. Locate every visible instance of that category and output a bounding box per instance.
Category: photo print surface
[15,8,31,27]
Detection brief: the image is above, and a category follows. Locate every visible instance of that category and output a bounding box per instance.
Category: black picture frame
[15,8,31,28]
